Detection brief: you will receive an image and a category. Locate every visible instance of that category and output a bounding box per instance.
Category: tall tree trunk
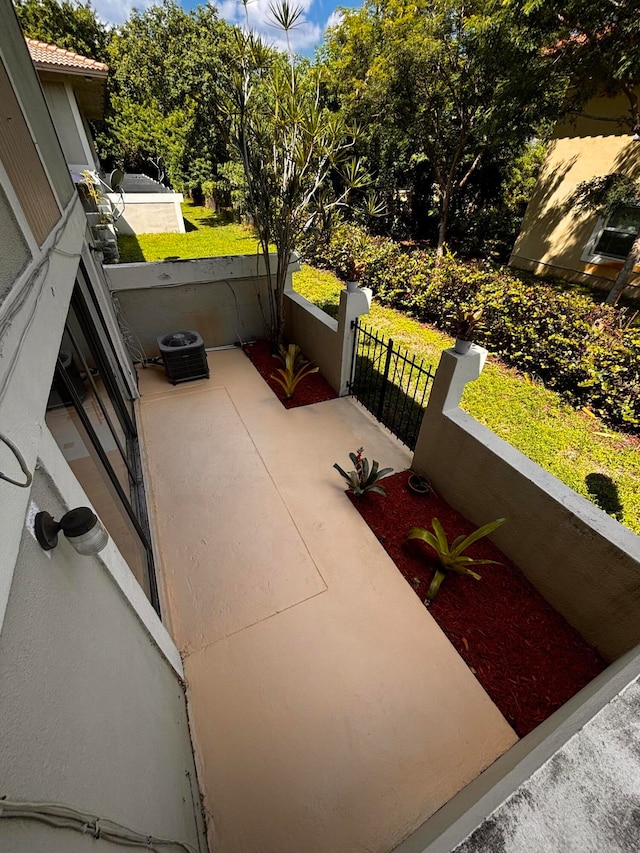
[436,187,451,262]
[275,249,289,347]
[606,231,640,305]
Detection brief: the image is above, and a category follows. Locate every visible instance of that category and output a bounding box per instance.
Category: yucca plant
[223,1,372,346]
[270,343,318,399]
[407,517,506,602]
[333,447,393,496]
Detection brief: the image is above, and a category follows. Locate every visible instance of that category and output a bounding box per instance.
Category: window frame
[582,206,640,266]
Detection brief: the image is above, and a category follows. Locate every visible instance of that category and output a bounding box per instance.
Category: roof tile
[25,38,108,75]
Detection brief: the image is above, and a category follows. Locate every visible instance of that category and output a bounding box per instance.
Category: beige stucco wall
[412,348,640,663]
[113,195,186,235]
[0,469,206,852]
[107,255,300,355]
[511,91,640,293]
[285,290,342,392]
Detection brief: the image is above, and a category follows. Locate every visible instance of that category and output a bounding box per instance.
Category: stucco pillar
[413,344,487,465]
[284,251,302,292]
[337,286,372,396]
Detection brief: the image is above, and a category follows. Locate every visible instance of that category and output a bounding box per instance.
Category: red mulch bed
[243,339,338,409]
[349,471,606,737]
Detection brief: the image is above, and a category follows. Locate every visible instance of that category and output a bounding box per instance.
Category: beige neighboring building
[510,89,640,297]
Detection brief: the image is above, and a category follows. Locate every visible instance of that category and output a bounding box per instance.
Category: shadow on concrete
[585,472,624,521]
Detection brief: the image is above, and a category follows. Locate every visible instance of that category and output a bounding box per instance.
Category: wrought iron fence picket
[350,320,436,450]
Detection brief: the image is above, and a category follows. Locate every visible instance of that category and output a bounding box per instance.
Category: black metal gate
[350,320,436,450]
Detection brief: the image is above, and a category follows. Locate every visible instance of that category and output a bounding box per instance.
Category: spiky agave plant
[333,448,393,496]
[270,343,318,399]
[407,517,506,602]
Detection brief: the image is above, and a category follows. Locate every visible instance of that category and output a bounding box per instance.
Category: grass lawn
[293,265,640,536]
[114,214,640,534]
[117,202,264,262]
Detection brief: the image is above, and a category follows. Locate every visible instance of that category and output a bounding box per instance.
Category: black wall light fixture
[35,507,109,556]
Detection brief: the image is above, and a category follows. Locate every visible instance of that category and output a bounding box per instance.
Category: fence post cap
[445,344,487,375]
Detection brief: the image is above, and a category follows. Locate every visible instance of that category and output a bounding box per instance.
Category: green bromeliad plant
[408,516,506,602]
[333,448,393,496]
[270,343,319,399]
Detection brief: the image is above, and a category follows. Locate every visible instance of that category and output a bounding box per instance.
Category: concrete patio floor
[138,348,517,853]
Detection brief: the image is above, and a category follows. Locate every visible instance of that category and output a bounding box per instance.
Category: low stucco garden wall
[105,255,282,355]
[412,347,640,662]
[285,291,341,393]
[285,286,371,396]
[107,256,372,394]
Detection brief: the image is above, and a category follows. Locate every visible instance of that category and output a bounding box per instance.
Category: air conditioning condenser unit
[157,331,210,385]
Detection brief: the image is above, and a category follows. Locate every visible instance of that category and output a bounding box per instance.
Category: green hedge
[300,225,640,430]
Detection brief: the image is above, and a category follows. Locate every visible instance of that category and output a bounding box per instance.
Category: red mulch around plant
[349,471,606,737]
[243,339,338,409]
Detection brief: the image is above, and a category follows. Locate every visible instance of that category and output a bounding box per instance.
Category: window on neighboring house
[592,205,640,260]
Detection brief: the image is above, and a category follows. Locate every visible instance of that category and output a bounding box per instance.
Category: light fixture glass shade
[65,519,109,556]
[34,507,109,555]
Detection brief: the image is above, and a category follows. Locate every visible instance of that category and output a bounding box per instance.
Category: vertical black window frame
[54,281,161,617]
[71,278,137,439]
[75,259,137,420]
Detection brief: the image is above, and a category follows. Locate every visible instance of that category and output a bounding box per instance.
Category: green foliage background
[300,224,640,429]
[15,0,108,60]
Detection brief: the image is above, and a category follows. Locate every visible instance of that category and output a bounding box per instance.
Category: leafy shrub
[299,227,640,429]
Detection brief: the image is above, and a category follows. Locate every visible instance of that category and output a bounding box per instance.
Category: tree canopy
[321,0,567,255]
[15,0,109,61]
[15,0,640,266]
[224,3,369,343]
[526,0,640,132]
[104,0,235,193]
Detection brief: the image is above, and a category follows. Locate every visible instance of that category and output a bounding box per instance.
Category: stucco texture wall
[0,182,30,302]
[453,677,640,853]
[115,278,270,354]
[511,91,640,290]
[115,199,185,235]
[412,349,640,662]
[108,258,278,354]
[285,291,341,392]
[0,469,206,853]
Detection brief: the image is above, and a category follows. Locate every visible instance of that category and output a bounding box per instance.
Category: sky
[91,0,359,54]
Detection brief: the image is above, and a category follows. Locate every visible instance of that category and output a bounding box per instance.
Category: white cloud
[91,0,325,53]
[219,0,322,53]
[325,9,343,31]
[91,0,155,26]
